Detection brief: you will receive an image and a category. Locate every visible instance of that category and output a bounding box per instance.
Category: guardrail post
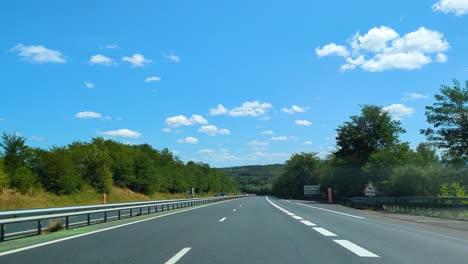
[37,220,42,235]
[66,216,69,229]
[147,207,150,214]
[139,207,142,215]
[1,224,5,242]
[104,212,107,222]
[87,214,91,225]
[155,205,158,212]
[130,209,133,217]
[118,210,121,220]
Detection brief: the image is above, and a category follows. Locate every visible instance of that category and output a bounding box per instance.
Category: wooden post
[328,188,333,204]
[102,193,107,204]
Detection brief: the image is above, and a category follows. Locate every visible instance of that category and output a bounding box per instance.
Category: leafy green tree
[421,79,468,164]
[32,147,83,194]
[0,133,29,173]
[0,158,9,189]
[272,153,322,198]
[335,105,406,165]
[10,166,41,194]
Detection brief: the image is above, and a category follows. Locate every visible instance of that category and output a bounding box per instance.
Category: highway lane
[1,196,467,263]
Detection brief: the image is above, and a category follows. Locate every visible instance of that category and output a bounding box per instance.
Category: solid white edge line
[313,227,337,237]
[297,203,365,220]
[300,220,316,226]
[333,240,379,257]
[219,217,227,222]
[286,212,295,216]
[0,199,234,257]
[292,215,303,220]
[164,247,192,264]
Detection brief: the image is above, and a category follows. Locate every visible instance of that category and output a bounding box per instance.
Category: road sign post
[364,182,376,197]
[304,185,320,196]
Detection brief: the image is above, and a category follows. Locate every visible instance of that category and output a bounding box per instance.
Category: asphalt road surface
[1,196,467,264]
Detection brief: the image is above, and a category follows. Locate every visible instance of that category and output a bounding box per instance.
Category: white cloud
[295,120,311,126]
[75,111,102,119]
[433,0,468,16]
[271,136,288,141]
[361,52,432,72]
[319,26,450,72]
[261,130,274,135]
[247,141,269,146]
[382,104,415,120]
[302,141,313,145]
[11,44,66,63]
[177,137,198,144]
[281,105,305,114]
[89,54,113,65]
[145,76,161,82]
[229,101,272,117]
[403,93,428,100]
[97,128,142,138]
[164,54,181,63]
[162,128,172,133]
[165,114,208,127]
[209,104,228,115]
[315,43,349,57]
[84,81,95,89]
[436,53,448,63]
[356,26,399,52]
[198,125,230,136]
[122,54,151,67]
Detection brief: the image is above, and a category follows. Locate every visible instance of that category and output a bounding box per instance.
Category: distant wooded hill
[219,164,284,194]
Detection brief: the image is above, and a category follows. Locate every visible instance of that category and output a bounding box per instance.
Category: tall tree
[421,79,468,164]
[0,133,29,173]
[335,105,406,165]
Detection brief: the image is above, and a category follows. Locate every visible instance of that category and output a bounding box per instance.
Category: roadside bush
[10,166,41,194]
[47,219,64,233]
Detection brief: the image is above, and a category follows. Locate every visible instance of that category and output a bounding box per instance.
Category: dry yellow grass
[0,187,209,210]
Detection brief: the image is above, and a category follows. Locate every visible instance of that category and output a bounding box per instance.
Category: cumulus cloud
[433,0,468,16]
[302,141,313,145]
[281,105,305,114]
[84,81,95,89]
[162,128,172,133]
[164,54,181,62]
[165,114,208,127]
[229,101,272,117]
[315,43,350,57]
[11,44,66,63]
[295,120,312,126]
[97,128,142,138]
[209,104,228,115]
[177,137,198,144]
[145,76,161,82]
[318,26,450,72]
[89,54,113,65]
[75,111,102,119]
[382,104,415,120]
[122,54,151,67]
[198,125,230,136]
[260,130,274,135]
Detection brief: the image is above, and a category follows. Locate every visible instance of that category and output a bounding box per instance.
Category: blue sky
[1,0,467,167]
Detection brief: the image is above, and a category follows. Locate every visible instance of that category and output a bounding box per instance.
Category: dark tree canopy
[335,105,406,165]
[421,79,468,164]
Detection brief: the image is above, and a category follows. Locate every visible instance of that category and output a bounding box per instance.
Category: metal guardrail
[0,198,205,219]
[346,196,468,209]
[0,195,247,242]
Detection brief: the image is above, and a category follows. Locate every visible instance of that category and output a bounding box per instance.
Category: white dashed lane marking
[334,240,379,257]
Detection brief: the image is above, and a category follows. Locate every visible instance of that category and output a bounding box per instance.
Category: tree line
[273,79,467,198]
[0,136,238,195]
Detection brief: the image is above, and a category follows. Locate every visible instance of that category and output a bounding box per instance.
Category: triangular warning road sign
[364,182,376,192]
